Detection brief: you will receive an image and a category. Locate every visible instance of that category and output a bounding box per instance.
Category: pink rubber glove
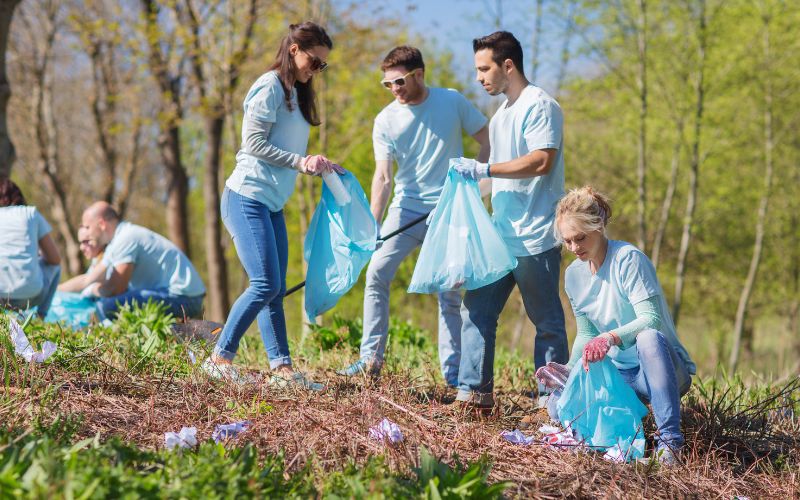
[582,333,617,371]
[300,155,334,176]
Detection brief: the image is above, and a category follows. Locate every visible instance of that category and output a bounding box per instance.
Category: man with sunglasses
[338,45,490,387]
[451,31,568,412]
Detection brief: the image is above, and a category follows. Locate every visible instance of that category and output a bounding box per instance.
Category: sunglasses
[381,69,418,89]
[302,49,328,72]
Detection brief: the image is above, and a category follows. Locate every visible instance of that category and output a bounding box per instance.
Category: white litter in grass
[539,424,583,450]
[500,429,536,446]
[212,421,251,443]
[164,427,197,450]
[603,438,646,463]
[187,349,197,365]
[368,418,403,443]
[9,318,57,363]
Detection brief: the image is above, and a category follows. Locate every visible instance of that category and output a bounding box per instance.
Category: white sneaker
[201,358,255,384]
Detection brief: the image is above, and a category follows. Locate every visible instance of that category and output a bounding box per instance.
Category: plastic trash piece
[212,420,251,443]
[408,165,517,294]
[9,318,57,363]
[322,171,351,205]
[556,359,648,461]
[187,350,197,365]
[304,171,377,321]
[500,429,535,446]
[164,426,197,450]
[44,291,97,329]
[368,418,403,443]
[535,362,570,391]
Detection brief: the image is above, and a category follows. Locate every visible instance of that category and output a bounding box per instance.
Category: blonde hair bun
[554,186,612,240]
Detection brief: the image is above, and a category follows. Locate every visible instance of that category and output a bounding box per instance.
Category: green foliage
[387,318,429,350]
[412,448,509,500]
[0,417,316,499]
[0,418,509,499]
[308,315,364,352]
[321,457,416,499]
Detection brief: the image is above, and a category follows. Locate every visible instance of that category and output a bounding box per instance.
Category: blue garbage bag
[408,167,517,294]
[557,358,648,460]
[44,291,97,329]
[304,171,377,322]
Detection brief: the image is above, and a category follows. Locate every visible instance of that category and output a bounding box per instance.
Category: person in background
[74,201,206,320]
[202,22,339,390]
[549,185,695,464]
[58,226,106,293]
[453,31,568,412]
[338,45,490,386]
[0,178,61,318]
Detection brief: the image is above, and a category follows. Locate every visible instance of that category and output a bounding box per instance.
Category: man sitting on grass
[69,202,206,320]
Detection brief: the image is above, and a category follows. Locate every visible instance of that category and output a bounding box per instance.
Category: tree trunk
[729,20,774,373]
[203,113,230,321]
[530,0,543,82]
[34,65,81,275]
[509,293,528,349]
[0,0,19,178]
[635,0,648,251]
[672,0,707,328]
[651,120,683,270]
[141,0,190,255]
[554,1,576,96]
[159,125,191,256]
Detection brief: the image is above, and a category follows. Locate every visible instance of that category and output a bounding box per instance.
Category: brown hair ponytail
[269,22,332,126]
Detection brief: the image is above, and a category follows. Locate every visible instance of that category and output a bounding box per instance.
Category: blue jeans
[214,188,291,369]
[96,289,204,320]
[619,329,692,448]
[4,259,61,318]
[360,207,462,386]
[547,329,692,449]
[456,247,567,405]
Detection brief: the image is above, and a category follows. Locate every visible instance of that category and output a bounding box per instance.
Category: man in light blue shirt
[76,202,206,319]
[339,46,490,386]
[452,31,568,409]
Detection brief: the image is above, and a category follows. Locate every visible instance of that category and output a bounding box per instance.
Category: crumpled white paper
[603,437,645,463]
[539,424,583,450]
[368,418,403,443]
[500,429,536,446]
[187,349,197,365]
[164,426,197,450]
[212,420,251,443]
[9,318,57,363]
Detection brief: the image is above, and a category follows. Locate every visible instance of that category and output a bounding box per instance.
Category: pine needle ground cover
[1,305,798,499]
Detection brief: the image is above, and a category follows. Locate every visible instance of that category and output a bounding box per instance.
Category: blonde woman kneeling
[552,186,695,464]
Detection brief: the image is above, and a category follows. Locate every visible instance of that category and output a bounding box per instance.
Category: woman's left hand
[582,333,618,371]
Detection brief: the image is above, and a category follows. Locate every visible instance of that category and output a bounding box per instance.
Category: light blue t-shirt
[102,222,206,297]
[226,71,310,211]
[0,206,52,299]
[564,240,696,373]
[373,87,487,213]
[489,84,565,256]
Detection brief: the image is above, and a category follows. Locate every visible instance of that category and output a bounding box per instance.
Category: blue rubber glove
[452,157,489,180]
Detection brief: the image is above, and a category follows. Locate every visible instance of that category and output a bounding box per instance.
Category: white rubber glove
[452,157,489,180]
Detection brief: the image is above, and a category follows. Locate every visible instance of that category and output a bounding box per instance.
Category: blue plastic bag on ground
[43,291,97,329]
[408,167,517,294]
[304,171,377,322]
[556,358,648,461]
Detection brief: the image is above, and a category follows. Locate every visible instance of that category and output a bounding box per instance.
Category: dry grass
[4,359,798,499]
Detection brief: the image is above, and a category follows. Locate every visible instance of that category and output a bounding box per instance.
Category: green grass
[1,303,797,498]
